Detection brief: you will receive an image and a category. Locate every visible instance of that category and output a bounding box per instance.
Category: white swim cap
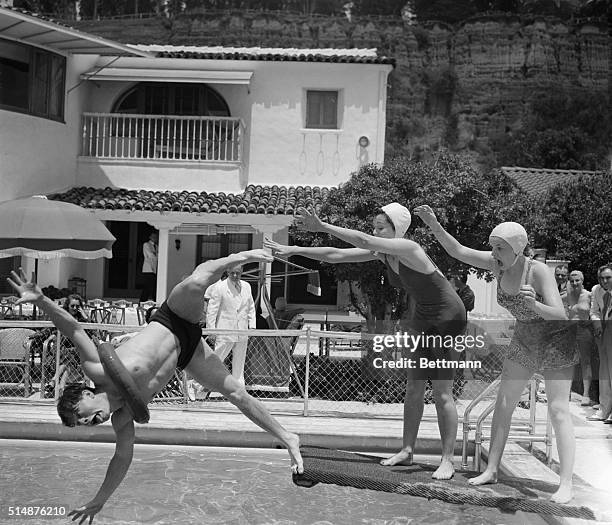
[489,222,528,255]
[381,203,412,238]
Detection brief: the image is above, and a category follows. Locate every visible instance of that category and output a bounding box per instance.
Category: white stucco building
[0,7,394,305]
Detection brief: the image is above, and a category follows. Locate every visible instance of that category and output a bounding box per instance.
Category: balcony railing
[81,113,244,163]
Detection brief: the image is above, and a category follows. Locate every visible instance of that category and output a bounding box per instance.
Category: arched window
[113,83,230,117]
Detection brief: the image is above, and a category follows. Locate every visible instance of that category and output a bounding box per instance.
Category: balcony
[81,113,244,163]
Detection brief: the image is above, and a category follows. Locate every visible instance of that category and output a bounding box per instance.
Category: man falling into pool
[7,250,303,524]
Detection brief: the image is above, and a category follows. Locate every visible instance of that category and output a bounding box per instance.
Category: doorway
[104,221,152,299]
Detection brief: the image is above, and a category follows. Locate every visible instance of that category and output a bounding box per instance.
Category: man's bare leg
[185,340,303,474]
[381,379,426,466]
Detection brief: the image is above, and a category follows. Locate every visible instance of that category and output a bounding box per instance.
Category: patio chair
[109,300,132,325]
[40,331,86,400]
[0,328,36,397]
[152,369,188,403]
[136,300,158,325]
[245,314,305,393]
[0,296,22,319]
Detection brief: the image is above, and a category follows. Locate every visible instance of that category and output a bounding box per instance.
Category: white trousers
[215,337,248,384]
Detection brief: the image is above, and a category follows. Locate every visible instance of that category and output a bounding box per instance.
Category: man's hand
[593,322,603,338]
[6,268,44,304]
[68,499,104,525]
[295,207,325,232]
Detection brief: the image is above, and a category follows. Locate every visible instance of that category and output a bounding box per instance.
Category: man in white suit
[588,264,612,423]
[206,265,255,384]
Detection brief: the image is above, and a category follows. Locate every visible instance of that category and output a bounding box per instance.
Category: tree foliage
[496,90,612,170]
[292,152,538,323]
[533,173,612,290]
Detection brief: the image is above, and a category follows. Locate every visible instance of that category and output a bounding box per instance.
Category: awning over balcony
[80,67,253,84]
[0,7,151,56]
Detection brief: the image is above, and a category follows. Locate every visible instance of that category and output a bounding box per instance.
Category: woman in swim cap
[414,205,576,504]
[265,204,466,480]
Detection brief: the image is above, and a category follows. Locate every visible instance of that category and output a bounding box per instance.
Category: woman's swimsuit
[497,259,578,371]
[384,256,467,379]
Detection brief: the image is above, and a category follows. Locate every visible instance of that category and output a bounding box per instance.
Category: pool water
[1,440,543,525]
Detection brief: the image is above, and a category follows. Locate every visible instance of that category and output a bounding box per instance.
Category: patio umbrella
[0,195,115,260]
[0,195,115,316]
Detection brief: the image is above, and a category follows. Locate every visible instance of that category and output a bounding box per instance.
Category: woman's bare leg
[381,379,426,466]
[469,359,532,485]
[431,378,457,479]
[543,366,575,503]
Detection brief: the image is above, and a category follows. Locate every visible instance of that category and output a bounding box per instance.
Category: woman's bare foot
[285,433,303,474]
[380,449,413,466]
[551,484,573,504]
[432,457,454,480]
[468,469,498,485]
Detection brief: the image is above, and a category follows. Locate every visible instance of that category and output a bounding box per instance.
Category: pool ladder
[461,373,553,470]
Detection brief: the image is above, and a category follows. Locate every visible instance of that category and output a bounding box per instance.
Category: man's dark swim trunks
[149,301,202,369]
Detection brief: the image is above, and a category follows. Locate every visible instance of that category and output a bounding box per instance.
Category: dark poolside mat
[292,447,596,520]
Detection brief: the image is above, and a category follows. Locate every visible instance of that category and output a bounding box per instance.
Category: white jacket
[142,240,158,274]
[206,279,255,337]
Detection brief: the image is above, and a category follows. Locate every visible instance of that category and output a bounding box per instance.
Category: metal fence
[0,317,519,418]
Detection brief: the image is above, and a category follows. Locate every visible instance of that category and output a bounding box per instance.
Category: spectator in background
[563,270,595,406]
[449,273,475,313]
[206,265,255,385]
[588,264,612,423]
[31,294,91,397]
[555,265,569,298]
[140,231,158,302]
[270,297,304,329]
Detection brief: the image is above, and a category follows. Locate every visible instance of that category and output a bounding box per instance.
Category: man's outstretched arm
[68,409,135,524]
[191,249,273,289]
[7,269,102,378]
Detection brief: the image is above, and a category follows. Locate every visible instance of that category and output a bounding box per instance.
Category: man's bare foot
[380,449,413,466]
[285,433,303,474]
[468,470,498,485]
[432,458,454,480]
[551,484,573,504]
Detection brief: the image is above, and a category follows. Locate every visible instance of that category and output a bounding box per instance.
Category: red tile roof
[501,166,606,196]
[130,44,395,66]
[48,185,329,215]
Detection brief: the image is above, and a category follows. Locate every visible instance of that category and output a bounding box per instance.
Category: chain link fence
[1,315,520,416]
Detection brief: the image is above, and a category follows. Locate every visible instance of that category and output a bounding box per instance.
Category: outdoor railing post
[54,329,62,401]
[303,327,311,416]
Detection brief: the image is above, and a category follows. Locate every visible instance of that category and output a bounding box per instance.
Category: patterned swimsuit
[498,260,578,371]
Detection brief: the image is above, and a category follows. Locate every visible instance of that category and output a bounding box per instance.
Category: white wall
[78,159,243,193]
[0,54,98,201]
[247,62,388,186]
